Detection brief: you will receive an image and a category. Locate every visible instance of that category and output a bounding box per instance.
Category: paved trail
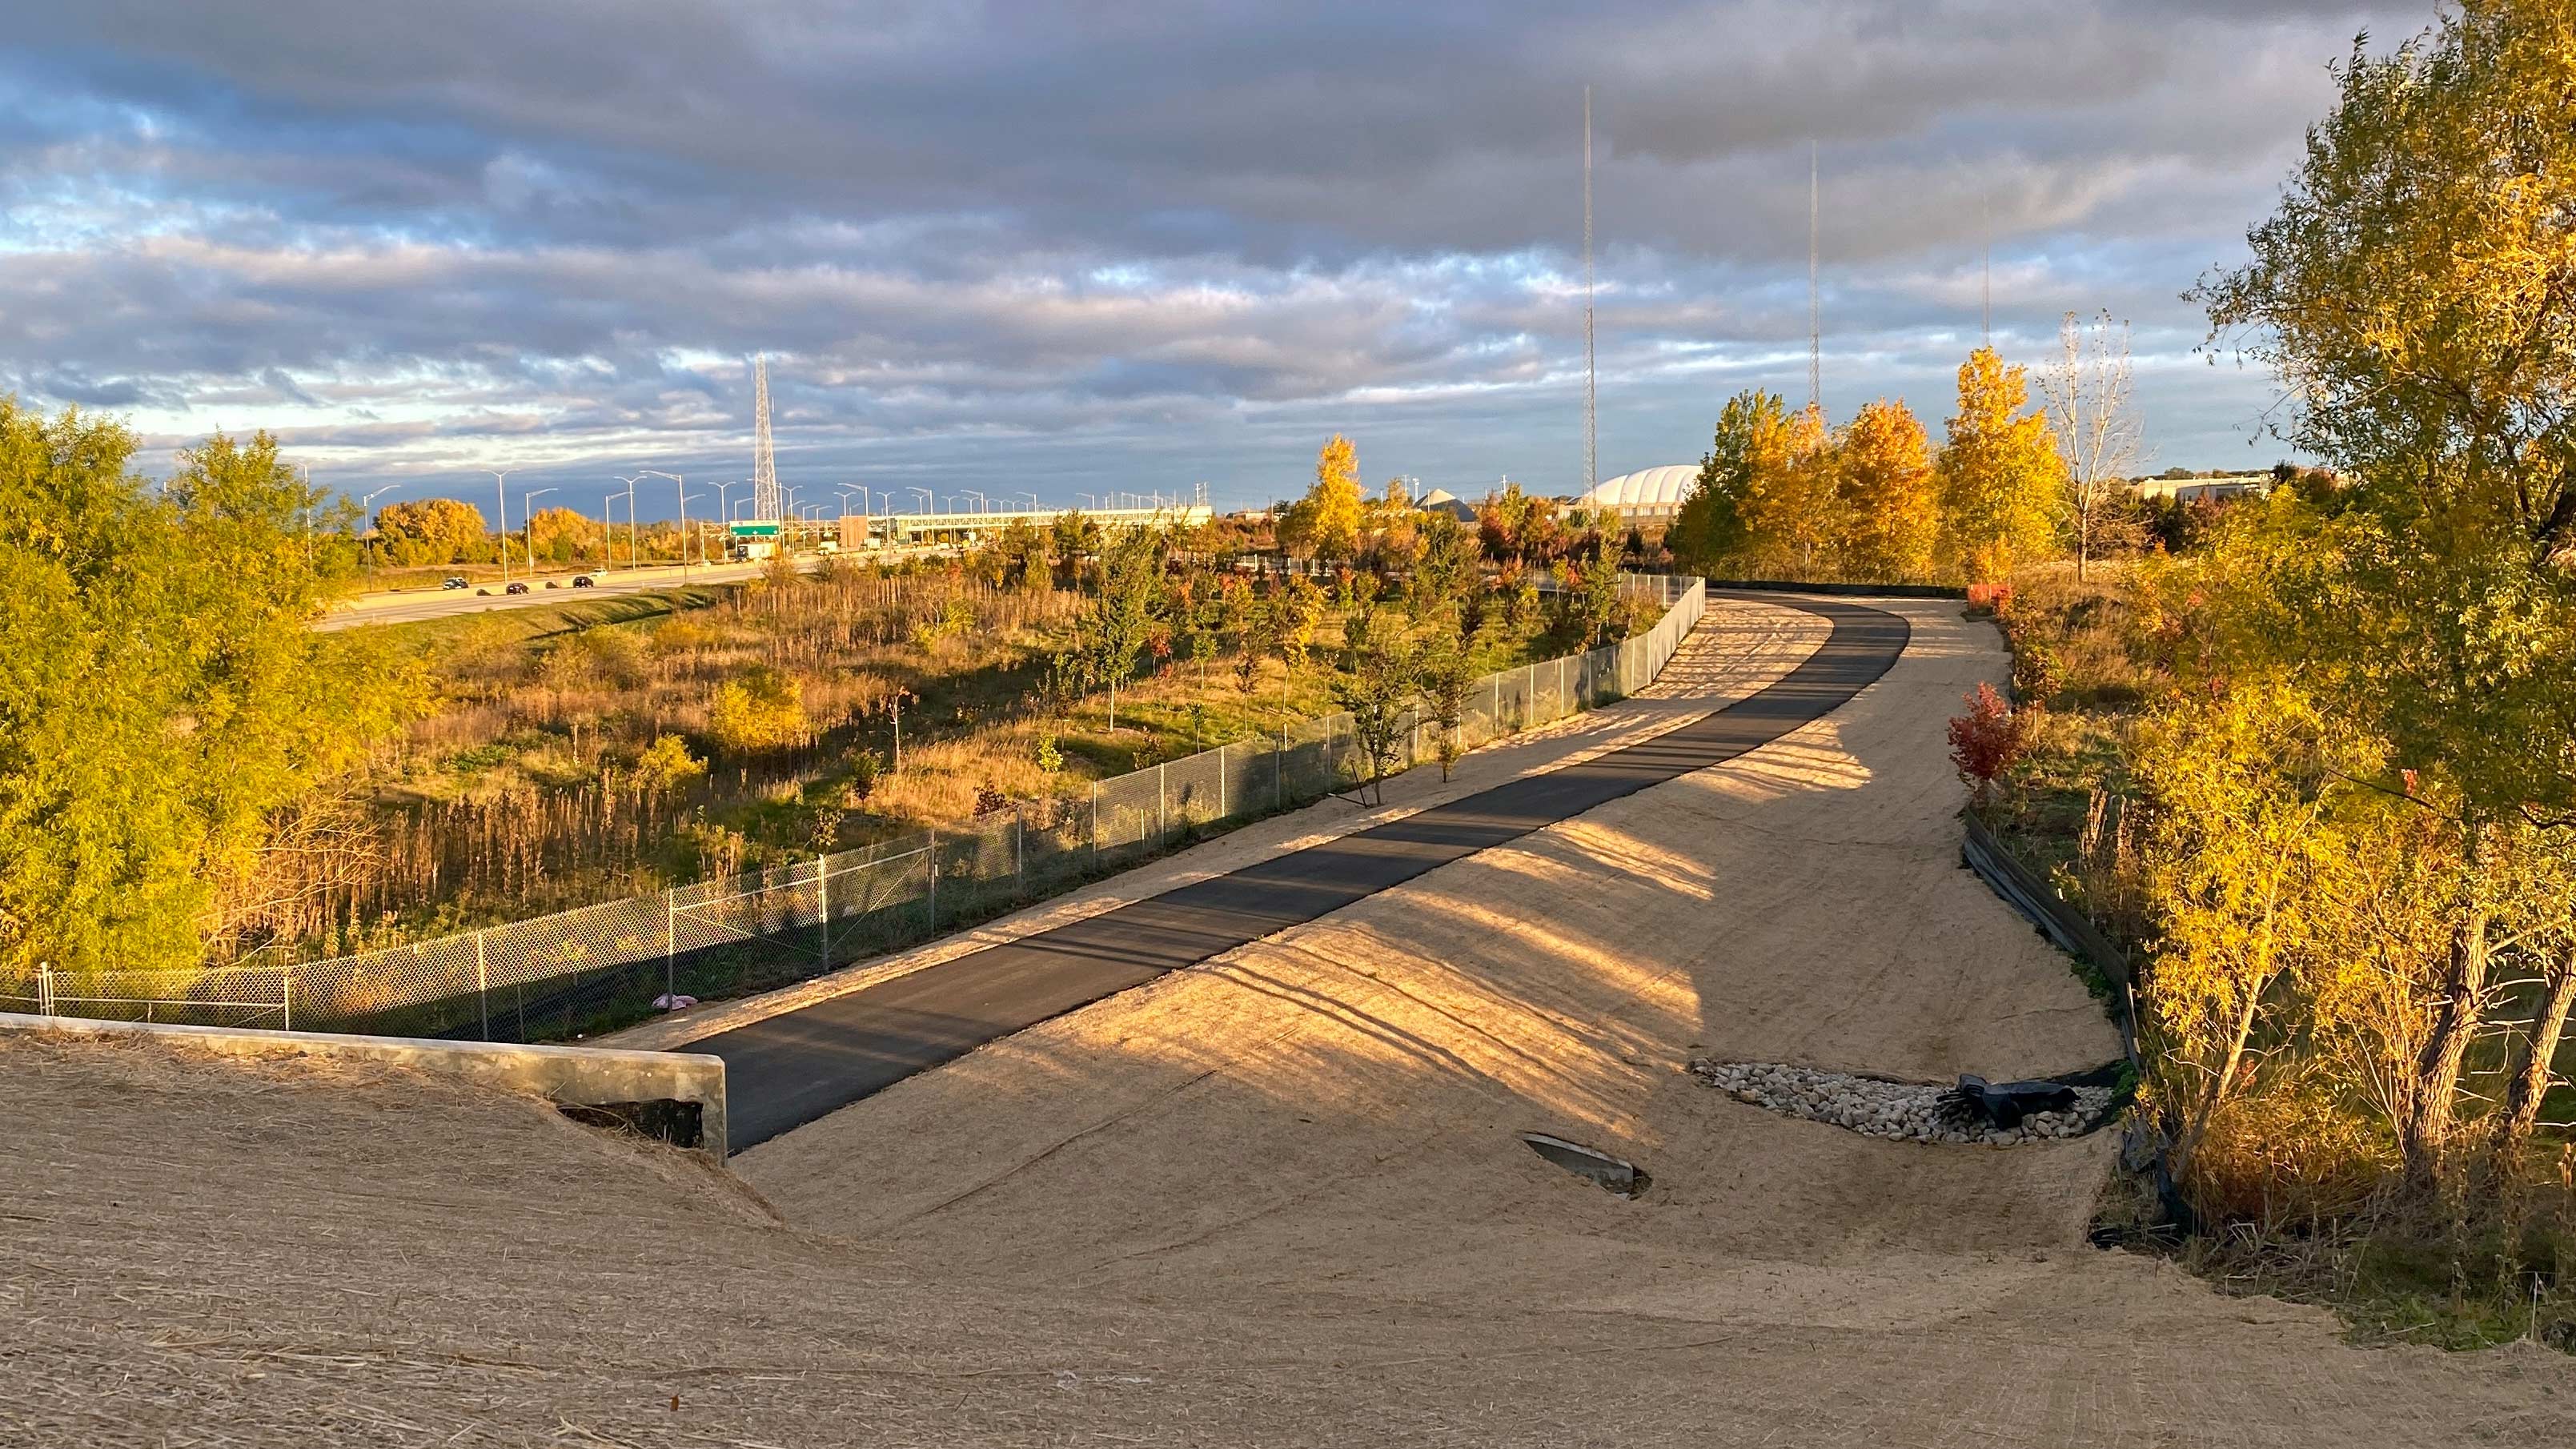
[689,595,1908,1151]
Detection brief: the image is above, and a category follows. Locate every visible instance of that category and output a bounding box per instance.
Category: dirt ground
[7,596,2570,1446]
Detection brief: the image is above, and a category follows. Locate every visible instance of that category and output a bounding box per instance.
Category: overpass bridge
[871,499,1211,544]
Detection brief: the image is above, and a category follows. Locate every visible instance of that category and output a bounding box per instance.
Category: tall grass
[229,561,1589,964]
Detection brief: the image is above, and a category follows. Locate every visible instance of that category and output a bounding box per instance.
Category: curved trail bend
[691,594,1908,1152]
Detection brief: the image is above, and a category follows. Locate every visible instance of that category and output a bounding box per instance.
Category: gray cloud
[1,1,2422,508]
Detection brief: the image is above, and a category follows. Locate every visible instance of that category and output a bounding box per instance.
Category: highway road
[315,549,927,631]
[319,563,764,631]
[686,593,1911,1152]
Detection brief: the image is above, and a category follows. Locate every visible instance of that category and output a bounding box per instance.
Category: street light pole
[358,486,395,581]
[640,471,687,579]
[613,475,644,571]
[486,470,513,583]
[520,488,556,576]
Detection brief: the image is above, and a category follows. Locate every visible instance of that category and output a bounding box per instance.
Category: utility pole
[1583,83,1597,498]
[487,469,512,583]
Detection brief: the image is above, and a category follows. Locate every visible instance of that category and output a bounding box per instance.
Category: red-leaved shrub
[1946,681,2028,805]
[1965,581,2015,617]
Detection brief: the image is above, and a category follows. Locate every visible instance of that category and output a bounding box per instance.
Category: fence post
[1014,806,1026,897]
[1276,724,1286,807]
[1157,761,1167,841]
[1218,744,1228,819]
[38,961,52,1018]
[476,930,491,1039]
[1525,662,1536,729]
[282,969,292,1032]
[816,853,831,969]
[1090,784,1100,865]
[663,889,676,1010]
[926,827,940,927]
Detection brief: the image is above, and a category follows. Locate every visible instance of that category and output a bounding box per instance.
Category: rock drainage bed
[1689,1059,2114,1146]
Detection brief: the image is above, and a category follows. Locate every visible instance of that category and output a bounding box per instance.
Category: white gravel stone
[1686,1058,2113,1147]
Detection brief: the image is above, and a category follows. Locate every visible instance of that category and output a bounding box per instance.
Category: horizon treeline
[1667,345,2063,587]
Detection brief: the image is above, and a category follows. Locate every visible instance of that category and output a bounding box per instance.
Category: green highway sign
[728,521,782,536]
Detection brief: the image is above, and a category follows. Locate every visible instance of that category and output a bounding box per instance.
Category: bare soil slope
[7,599,2567,1446]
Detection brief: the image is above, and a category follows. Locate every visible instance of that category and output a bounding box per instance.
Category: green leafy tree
[0,408,417,977]
[1329,618,1421,805]
[1669,390,1784,571]
[1049,508,1100,587]
[1410,511,1481,618]
[1568,522,1623,645]
[1082,522,1167,729]
[1418,637,1477,781]
[2193,0,2576,1176]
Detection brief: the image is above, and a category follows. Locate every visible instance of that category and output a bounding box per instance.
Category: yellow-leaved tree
[1832,398,1940,581]
[1735,403,1838,575]
[1936,347,2061,581]
[1280,434,1364,562]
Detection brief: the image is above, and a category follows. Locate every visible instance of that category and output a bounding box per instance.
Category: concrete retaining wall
[0,1011,727,1161]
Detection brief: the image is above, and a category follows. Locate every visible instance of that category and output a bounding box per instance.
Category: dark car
[571,574,596,588]
[544,580,560,588]
[476,588,492,596]
[442,576,468,590]
[505,581,530,596]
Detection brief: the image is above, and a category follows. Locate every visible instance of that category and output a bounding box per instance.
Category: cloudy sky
[2,1,2416,518]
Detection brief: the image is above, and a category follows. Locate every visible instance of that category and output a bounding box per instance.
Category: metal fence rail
[10,576,1706,1044]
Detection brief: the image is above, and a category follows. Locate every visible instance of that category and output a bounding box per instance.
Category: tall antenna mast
[1808,142,1820,413]
[1982,191,1992,347]
[1583,85,1597,496]
[751,355,780,522]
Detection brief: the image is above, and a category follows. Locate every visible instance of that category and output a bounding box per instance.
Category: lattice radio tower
[1583,84,1597,496]
[751,355,781,522]
[1808,142,1821,413]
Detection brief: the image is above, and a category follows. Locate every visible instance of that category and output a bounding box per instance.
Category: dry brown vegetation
[239,552,1633,965]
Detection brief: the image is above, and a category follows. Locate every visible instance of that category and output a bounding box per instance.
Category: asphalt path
[690,594,1912,1152]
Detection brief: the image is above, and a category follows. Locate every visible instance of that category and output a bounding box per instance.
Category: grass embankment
[1973,565,2575,1352]
[268,560,1629,963]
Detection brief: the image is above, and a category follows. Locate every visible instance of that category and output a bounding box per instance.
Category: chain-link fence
[6,576,1706,1044]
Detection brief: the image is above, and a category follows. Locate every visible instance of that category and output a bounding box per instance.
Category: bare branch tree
[2039,309,2145,581]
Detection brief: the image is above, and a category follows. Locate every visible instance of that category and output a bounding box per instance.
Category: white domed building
[1573,465,1700,527]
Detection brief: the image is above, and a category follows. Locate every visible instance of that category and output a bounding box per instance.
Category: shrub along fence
[5,576,1707,1044]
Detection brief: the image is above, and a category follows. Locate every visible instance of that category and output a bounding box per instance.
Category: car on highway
[571,575,596,588]
[505,581,530,595]
[442,576,468,590]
